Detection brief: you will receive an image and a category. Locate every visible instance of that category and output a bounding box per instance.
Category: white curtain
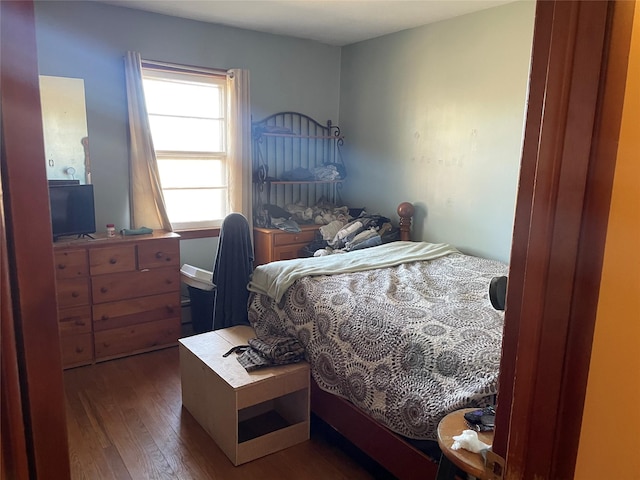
[226,69,252,224]
[123,51,172,231]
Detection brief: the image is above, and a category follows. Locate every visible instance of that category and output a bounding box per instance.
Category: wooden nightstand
[253,224,319,266]
[436,408,497,480]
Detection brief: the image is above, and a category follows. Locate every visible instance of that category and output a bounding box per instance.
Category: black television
[49,183,96,241]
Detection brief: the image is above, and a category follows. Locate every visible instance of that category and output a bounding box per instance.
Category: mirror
[39,75,90,184]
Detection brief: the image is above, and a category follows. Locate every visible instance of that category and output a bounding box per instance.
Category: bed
[246,203,508,479]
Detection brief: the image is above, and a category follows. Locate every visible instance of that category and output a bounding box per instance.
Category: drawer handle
[100,287,108,294]
[166,304,174,313]
[57,264,66,270]
[71,291,80,298]
[101,315,109,321]
[75,346,84,353]
[74,320,85,326]
[155,251,164,259]
[109,258,117,264]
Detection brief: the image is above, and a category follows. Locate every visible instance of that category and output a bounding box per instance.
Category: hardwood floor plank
[86,366,167,478]
[65,371,130,479]
[65,369,110,448]
[64,346,385,480]
[116,354,213,479]
[65,398,106,480]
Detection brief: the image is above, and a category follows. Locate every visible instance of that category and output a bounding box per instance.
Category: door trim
[493,1,633,478]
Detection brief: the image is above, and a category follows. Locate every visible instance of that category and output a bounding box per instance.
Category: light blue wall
[34,1,535,267]
[34,0,341,270]
[339,1,535,262]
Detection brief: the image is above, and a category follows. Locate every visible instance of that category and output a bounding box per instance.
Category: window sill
[176,227,221,240]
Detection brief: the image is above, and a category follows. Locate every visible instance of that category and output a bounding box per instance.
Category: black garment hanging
[212,213,254,330]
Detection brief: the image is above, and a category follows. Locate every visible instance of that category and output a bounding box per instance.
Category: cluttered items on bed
[303,213,399,256]
[255,198,401,256]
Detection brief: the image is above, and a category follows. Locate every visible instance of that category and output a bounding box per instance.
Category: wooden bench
[179,325,310,465]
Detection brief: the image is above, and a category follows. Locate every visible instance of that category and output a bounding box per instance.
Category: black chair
[212,213,255,330]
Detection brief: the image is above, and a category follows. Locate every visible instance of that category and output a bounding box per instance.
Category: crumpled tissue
[451,429,492,453]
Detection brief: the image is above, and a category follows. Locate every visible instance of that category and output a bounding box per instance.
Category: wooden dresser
[53,230,181,369]
[253,224,319,266]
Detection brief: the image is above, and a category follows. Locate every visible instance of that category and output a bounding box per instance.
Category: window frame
[141,62,229,235]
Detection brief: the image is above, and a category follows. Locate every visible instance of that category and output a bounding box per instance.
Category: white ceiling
[101,0,514,46]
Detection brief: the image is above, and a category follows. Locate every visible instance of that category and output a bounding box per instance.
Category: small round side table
[436,408,495,480]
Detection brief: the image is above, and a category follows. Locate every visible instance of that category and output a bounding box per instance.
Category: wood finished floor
[64,346,391,480]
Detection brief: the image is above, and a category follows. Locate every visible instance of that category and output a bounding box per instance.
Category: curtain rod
[141,58,227,77]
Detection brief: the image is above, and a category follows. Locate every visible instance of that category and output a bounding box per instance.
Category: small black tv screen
[49,184,96,241]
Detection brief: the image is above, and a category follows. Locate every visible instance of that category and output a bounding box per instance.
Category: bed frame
[309,201,441,480]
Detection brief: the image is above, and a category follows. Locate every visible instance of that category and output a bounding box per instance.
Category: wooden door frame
[494,1,634,479]
[1,1,71,477]
[0,1,632,478]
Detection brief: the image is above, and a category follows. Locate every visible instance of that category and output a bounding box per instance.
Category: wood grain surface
[64,346,386,479]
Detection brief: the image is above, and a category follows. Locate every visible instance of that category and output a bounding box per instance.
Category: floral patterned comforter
[247,252,508,440]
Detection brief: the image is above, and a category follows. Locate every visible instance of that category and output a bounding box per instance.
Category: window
[141,66,228,230]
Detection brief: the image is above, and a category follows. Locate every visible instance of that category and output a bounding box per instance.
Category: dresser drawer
[273,229,317,246]
[89,245,136,276]
[137,239,180,269]
[93,292,180,332]
[58,305,92,336]
[91,266,180,304]
[54,249,88,279]
[94,317,180,360]
[56,278,90,308]
[273,244,306,262]
[60,333,93,368]
[53,231,181,369]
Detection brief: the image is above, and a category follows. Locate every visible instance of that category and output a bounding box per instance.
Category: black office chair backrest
[212,213,254,330]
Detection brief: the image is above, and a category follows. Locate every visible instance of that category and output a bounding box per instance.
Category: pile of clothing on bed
[256,198,352,232]
[257,198,400,255]
[301,213,400,256]
[283,198,352,226]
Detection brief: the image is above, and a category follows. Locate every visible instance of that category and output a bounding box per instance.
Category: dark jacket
[212,213,254,330]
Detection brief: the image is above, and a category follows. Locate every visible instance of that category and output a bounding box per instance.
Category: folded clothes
[312,164,341,181]
[281,167,314,181]
[236,335,305,372]
[319,220,345,241]
[249,335,305,363]
[346,234,381,251]
[271,218,301,233]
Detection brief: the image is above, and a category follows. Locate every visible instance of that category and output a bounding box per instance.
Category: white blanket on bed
[247,241,459,302]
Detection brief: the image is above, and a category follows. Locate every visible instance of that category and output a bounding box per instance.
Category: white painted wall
[339,1,535,262]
